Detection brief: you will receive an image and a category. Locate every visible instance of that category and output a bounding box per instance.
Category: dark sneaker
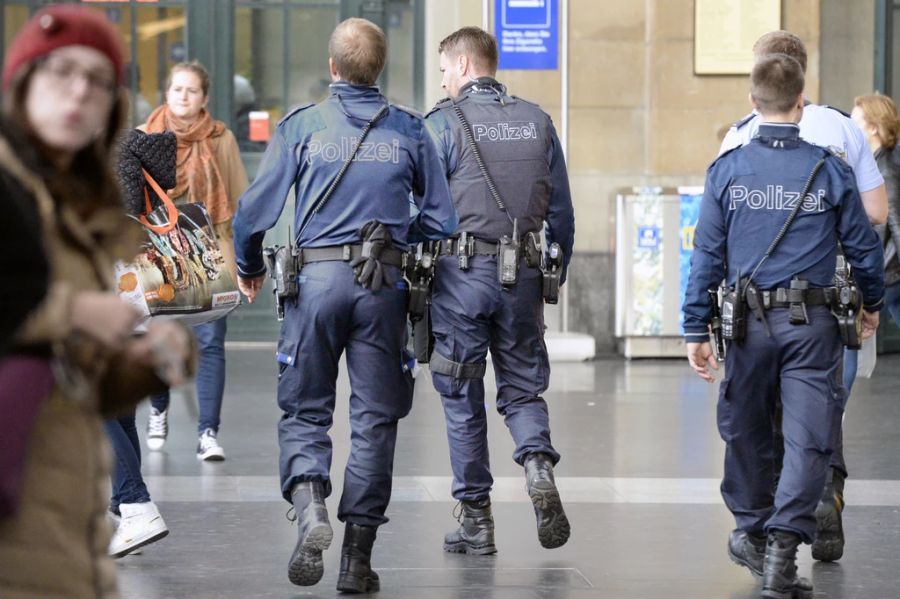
[196,428,225,461]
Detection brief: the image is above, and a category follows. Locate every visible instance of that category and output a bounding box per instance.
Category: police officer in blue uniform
[423,27,575,554]
[232,18,457,593]
[683,54,883,599]
[719,30,888,563]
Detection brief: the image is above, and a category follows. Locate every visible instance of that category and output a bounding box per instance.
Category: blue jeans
[106,411,150,509]
[150,317,228,434]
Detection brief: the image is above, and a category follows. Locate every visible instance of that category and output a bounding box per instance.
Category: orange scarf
[144,105,233,224]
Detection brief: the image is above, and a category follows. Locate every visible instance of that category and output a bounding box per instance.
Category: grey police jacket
[424,78,574,272]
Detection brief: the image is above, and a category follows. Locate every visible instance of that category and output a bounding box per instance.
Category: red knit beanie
[2,4,125,91]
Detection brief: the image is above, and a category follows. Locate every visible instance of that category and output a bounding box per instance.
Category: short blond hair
[439,27,498,74]
[329,18,386,86]
[854,93,900,149]
[753,31,807,73]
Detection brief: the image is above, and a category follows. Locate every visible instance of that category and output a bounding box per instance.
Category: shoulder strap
[138,168,179,235]
[747,158,827,282]
[451,101,514,225]
[296,104,389,242]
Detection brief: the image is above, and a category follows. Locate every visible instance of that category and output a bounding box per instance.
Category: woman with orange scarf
[141,60,248,461]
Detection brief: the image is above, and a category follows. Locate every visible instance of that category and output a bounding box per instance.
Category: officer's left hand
[861,310,880,340]
[686,341,719,383]
[238,275,265,304]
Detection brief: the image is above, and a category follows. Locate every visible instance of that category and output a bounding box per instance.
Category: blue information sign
[495,0,558,70]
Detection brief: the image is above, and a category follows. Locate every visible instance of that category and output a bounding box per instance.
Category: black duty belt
[438,237,499,256]
[300,244,405,269]
[759,287,832,310]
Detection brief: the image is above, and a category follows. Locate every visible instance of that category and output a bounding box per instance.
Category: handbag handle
[138,168,179,234]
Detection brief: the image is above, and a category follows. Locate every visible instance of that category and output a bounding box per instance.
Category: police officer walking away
[424,27,575,554]
[720,30,888,563]
[232,18,457,592]
[683,54,883,599]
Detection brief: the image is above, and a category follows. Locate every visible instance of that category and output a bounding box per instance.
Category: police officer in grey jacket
[423,27,575,554]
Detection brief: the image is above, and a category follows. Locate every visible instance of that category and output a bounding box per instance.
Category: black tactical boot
[811,469,845,562]
[524,453,570,549]
[443,498,497,555]
[762,531,813,599]
[287,481,333,586]
[727,529,766,578]
[336,523,380,594]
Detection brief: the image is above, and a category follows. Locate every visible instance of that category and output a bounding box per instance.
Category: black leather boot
[727,529,766,578]
[524,453,570,549]
[336,523,379,594]
[287,481,333,586]
[762,531,813,599]
[443,498,497,555]
[811,468,845,562]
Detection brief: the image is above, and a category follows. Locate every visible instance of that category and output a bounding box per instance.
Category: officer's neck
[759,113,799,125]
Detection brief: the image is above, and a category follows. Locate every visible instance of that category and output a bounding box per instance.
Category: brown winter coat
[0,135,175,599]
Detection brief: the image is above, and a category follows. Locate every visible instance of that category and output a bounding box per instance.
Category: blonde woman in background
[848,94,900,366]
[141,60,248,460]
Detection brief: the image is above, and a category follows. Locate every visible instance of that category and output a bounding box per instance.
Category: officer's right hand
[238,275,265,304]
[686,341,719,383]
[861,310,880,340]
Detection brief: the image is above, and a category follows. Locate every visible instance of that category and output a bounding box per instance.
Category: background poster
[632,193,663,335]
[679,191,703,330]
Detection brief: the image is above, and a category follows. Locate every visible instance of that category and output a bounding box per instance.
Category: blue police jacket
[683,123,885,342]
[232,82,459,278]
[424,78,575,277]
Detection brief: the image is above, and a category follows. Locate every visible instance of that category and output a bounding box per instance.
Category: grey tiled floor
[115,350,900,599]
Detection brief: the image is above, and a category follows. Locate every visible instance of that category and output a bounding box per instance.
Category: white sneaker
[109,502,168,558]
[147,408,168,451]
[197,428,225,461]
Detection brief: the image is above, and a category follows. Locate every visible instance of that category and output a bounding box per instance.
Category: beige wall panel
[569,172,651,252]
[499,70,562,109]
[570,40,645,108]
[782,0,821,99]
[649,107,743,174]
[568,107,644,172]
[649,0,694,41]
[570,0,645,42]
[650,39,753,110]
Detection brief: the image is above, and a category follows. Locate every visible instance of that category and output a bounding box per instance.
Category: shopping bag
[116,169,240,326]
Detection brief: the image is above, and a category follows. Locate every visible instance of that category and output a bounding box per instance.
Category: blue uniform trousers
[275,261,413,527]
[430,255,558,502]
[719,305,844,543]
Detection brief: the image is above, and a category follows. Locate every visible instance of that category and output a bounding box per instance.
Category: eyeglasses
[36,56,117,97]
